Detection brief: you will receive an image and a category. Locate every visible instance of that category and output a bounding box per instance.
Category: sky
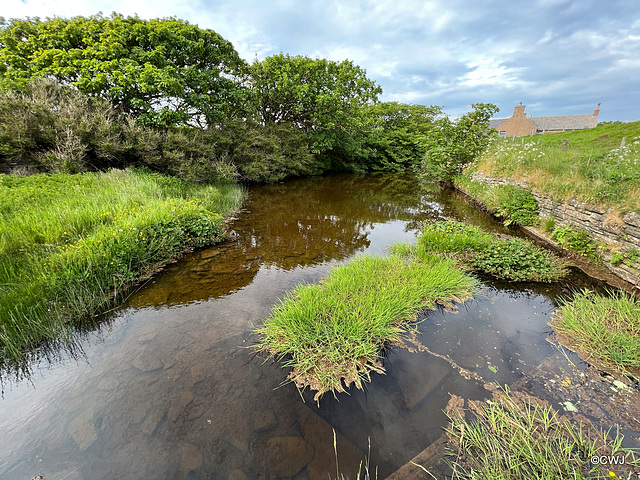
[3,0,640,122]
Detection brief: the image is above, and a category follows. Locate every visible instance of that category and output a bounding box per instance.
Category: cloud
[2,0,639,120]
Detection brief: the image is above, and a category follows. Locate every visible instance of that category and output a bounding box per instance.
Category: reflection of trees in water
[129,172,441,309]
[236,172,438,270]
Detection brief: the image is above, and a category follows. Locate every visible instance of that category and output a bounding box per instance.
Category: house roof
[529,114,598,131]
[489,118,508,130]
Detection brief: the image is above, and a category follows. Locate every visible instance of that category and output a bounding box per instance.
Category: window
[499,131,506,137]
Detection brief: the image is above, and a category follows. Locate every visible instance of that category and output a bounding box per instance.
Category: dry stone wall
[469,172,640,286]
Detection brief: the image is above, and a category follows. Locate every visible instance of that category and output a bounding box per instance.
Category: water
[0,172,624,479]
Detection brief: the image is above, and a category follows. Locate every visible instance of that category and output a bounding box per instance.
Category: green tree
[421,103,499,181]
[248,53,381,162]
[0,14,247,127]
[364,102,444,170]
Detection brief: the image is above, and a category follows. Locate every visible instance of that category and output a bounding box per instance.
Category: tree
[364,102,445,170]
[0,14,248,127]
[248,53,381,159]
[421,103,499,181]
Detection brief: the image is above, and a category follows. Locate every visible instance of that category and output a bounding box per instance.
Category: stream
[0,172,632,480]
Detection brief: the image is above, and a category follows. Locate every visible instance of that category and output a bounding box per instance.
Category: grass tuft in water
[0,168,244,370]
[253,253,476,403]
[550,289,640,371]
[445,389,639,479]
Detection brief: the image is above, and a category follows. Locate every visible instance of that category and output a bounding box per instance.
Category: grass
[471,121,640,213]
[445,389,639,479]
[550,289,640,371]
[253,253,476,403]
[455,175,539,226]
[0,168,244,370]
[414,220,566,283]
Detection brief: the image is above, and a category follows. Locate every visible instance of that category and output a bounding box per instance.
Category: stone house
[490,102,600,137]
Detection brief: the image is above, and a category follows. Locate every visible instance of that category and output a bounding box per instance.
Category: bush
[494,185,538,226]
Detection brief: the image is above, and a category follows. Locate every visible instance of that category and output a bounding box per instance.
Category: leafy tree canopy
[421,102,499,180]
[0,14,248,127]
[362,101,445,170]
[249,53,382,156]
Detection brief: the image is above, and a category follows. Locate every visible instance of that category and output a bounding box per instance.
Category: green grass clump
[418,221,566,283]
[551,290,640,370]
[254,254,476,402]
[0,169,244,369]
[456,175,539,226]
[446,389,638,479]
[472,122,640,212]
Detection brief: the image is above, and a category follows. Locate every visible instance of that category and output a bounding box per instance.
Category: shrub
[494,185,538,226]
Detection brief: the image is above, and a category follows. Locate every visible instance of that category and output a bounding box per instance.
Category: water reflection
[129,173,462,309]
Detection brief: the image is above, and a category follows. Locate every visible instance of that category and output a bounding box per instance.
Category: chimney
[513,102,526,117]
[593,103,601,117]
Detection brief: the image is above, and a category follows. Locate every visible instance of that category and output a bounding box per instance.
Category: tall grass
[472,122,640,212]
[254,253,476,402]
[550,289,640,371]
[446,389,639,479]
[0,169,244,369]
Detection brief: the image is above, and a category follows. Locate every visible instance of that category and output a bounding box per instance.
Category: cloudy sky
[3,0,640,121]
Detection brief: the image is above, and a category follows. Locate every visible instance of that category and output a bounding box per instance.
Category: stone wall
[469,172,640,286]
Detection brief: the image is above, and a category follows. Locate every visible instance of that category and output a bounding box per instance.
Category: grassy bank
[471,121,640,212]
[550,290,640,372]
[0,169,244,369]
[445,389,638,479]
[400,220,566,283]
[254,253,476,402]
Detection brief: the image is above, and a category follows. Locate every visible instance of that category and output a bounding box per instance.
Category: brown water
[0,172,618,479]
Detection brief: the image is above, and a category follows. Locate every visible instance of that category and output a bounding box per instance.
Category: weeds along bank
[0,169,244,370]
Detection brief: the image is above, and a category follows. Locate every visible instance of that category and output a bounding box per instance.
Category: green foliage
[418,220,565,282]
[363,102,444,170]
[0,169,244,368]
[421,103,499,181]
[215,120,319,182]
[253,253,475,402]
[543,217,556,232]
[455,175,539,226]
[552,289,640,370]
[474,238,566,283]
[0,14,247,127]
[551,225,601,261]
[418,221,493,254]
[494,185,539,226]
[249,53,381,161]
[610,252,624,266]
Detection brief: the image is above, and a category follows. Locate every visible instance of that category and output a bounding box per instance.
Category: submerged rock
[265,436,314,477]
